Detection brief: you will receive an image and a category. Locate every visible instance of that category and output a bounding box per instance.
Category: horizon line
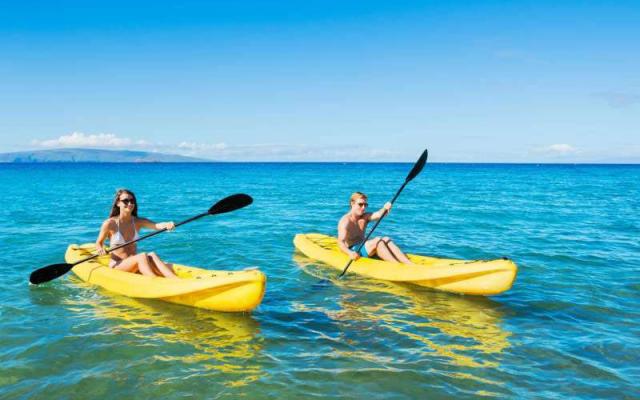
[1,160,639,165]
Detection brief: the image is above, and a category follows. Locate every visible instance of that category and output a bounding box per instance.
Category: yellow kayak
[293,233,517,296]
[65,244,266,312]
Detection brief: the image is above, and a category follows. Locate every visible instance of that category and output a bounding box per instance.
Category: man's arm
[338,218,360,260]
[370,202,392,221]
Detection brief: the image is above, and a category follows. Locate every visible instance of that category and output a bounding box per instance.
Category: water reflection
[64,278,264,387]
[293,254,511,370]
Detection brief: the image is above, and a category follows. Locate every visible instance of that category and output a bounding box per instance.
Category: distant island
[0,148,210,163]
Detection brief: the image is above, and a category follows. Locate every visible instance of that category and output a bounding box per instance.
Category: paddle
[29,193,253,285]
[338,149,428,278]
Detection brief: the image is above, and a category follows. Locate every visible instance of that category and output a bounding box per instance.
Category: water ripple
[1,163,639,398]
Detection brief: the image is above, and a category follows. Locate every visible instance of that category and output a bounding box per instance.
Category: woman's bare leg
[147,252,178,279]
[114,253,157,277]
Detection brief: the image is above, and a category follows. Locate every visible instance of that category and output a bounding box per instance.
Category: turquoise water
[1,163,638,399]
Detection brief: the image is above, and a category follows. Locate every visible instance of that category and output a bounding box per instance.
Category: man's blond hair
[350,192,367,205]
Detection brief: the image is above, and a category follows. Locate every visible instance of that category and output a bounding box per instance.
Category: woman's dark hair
[109,189,138,218]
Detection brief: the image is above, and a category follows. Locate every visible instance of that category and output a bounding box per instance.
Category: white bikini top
[110,217,140,247]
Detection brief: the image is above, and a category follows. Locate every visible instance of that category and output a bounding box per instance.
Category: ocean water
[0,162,638,399]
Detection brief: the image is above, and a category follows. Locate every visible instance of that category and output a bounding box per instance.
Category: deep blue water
[1,163,638,399]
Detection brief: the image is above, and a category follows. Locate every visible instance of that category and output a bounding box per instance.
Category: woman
[95,189,178,278]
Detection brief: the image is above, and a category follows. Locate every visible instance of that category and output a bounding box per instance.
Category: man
[337,192,415,265]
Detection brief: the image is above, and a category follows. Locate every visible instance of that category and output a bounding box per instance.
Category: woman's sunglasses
[120,198,135,206]
[355,202,368,207]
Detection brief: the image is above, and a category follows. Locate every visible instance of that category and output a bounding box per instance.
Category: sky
[0,1,638,162]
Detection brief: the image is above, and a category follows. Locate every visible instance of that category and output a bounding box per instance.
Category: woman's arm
[95,219,111,255]
[137,218,175,231]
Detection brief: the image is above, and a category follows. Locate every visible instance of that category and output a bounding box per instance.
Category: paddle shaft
[70,211,209,268]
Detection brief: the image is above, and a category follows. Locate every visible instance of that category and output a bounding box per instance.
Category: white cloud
[178,141,227,151]
[32,132,149,148]
[547,144,576,154]
[29,133,408,161]
[172,142,404,161]
[527,143,581,160]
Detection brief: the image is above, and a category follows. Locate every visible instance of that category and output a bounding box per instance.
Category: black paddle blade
[208,193,253,216]
[405,148,428,183]
[29,263,74,285]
